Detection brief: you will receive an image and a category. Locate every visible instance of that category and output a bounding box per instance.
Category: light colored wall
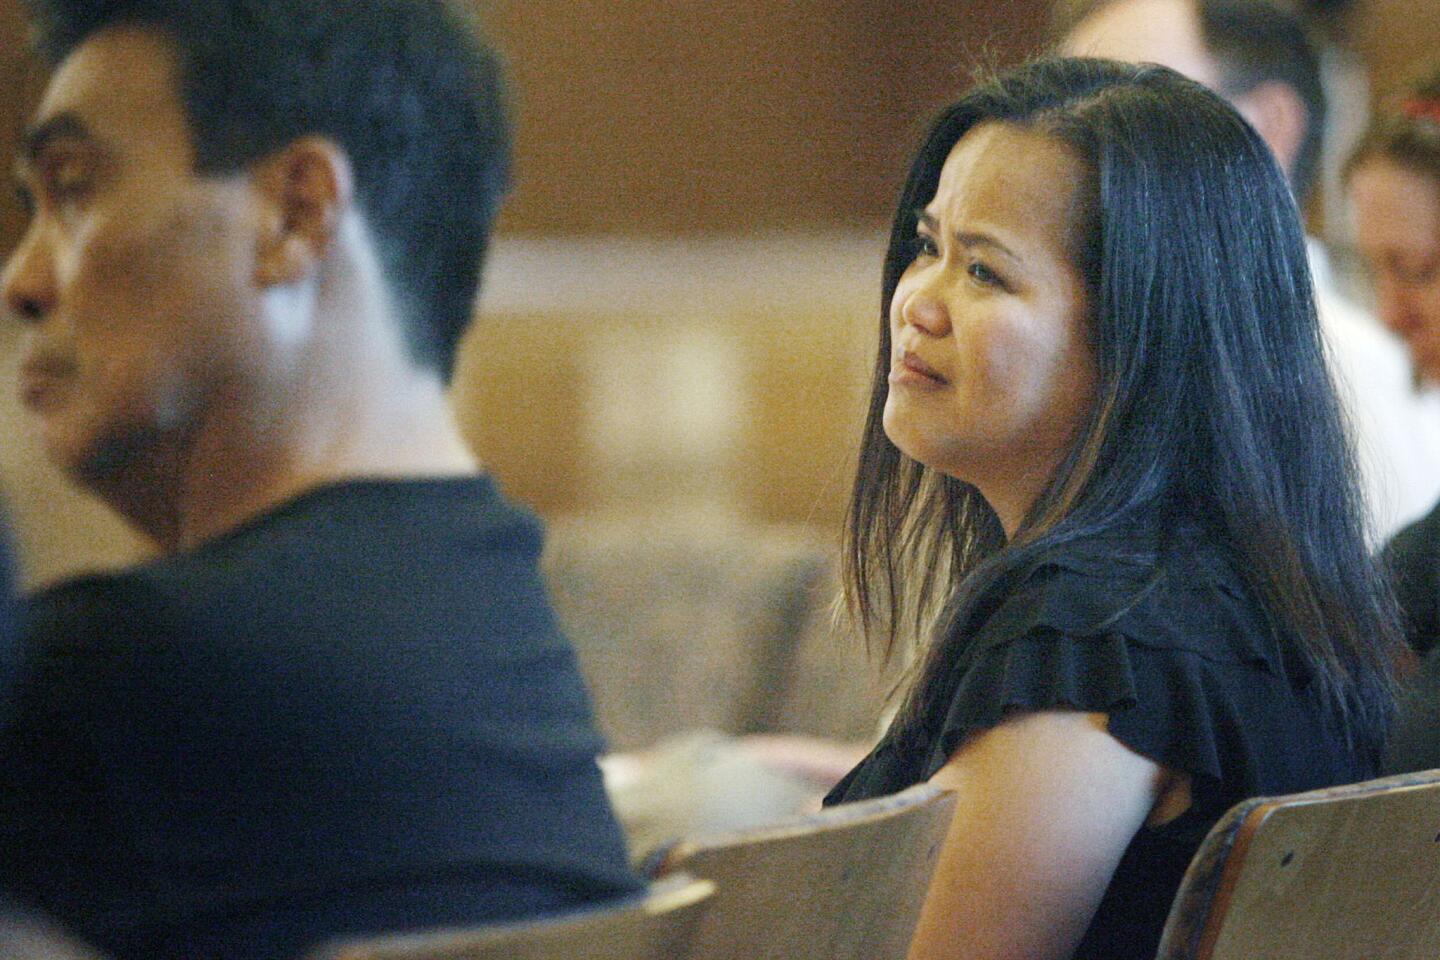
[458,233,880,525]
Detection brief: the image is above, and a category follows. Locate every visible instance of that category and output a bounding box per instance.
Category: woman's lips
[889,350,948,387]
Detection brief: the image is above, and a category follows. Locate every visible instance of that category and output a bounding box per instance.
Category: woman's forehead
[924,124,1090,260]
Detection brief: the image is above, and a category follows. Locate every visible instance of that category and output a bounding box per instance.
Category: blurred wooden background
[0,0,1436,587]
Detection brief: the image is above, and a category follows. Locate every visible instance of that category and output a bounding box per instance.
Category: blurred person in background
[826,57,1401,960]
[0,1,638,957]
[1345,65,1440,772]
[1058,0,1440,542]
[1348,69,1440,405]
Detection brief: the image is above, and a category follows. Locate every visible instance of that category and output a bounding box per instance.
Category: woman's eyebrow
[914,209,1020,261]
[956,231,1019,261]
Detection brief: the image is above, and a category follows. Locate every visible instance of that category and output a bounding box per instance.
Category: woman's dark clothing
[1380,497,1440,773]
[1383,498,1440,657]
[825,529,1373,960]
[0,477,640,960]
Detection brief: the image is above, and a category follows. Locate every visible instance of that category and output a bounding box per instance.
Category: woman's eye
[967,260,1004,287]
[910,234,939,259]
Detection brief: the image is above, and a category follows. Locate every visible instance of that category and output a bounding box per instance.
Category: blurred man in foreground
[0,2,639,957]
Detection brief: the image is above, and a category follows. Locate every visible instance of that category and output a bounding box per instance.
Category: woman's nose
[898,286,951,337]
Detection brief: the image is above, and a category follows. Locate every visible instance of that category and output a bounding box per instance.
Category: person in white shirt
[1057,0,1440,540]
[1346,64,1440,773]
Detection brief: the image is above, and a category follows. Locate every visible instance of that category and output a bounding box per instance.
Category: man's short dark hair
[1051,0,1326,205]
[23,0,512,381]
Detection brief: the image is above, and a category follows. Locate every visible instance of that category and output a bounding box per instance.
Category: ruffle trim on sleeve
[972,556,1276,667]
[919,558,1286,796]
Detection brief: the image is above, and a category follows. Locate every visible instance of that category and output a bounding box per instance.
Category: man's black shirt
[0,477,638,959]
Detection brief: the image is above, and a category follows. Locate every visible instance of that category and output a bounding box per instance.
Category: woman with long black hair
[826,57,1402,960]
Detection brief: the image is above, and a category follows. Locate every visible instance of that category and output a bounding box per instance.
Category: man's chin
[39,422,182,542]
[42,425,139,494]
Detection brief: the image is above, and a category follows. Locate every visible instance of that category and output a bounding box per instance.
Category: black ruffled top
[825,528,1372,960]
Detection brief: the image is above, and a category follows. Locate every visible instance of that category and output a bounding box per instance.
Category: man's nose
[2,227,57,325]
[1376,280,1424,340]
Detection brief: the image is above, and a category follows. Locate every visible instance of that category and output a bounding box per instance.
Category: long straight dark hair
[846,57,1402,754]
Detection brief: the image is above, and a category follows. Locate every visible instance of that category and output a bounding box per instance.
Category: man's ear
[251,137,355,287]
[1231,81,1308,187]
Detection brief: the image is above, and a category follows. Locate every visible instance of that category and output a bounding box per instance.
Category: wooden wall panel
[2,0,1432,246]
[486,0,882,233]
[0,1,44,254]
[485,0,1049,235]
[0,0,1052,247]
[1350,0,1440,101]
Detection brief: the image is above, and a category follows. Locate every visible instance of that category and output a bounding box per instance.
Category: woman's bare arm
[908,710,1179,960]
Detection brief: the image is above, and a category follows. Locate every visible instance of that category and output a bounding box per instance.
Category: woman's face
[1349,155,1440,383]
[883,122,1096,533]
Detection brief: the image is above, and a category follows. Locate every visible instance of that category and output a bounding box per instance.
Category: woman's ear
[252,136,355,287]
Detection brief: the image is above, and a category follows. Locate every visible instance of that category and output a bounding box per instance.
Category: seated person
[825,58,1401,960]
[1345,63,1440,772]
[0,1,638,957]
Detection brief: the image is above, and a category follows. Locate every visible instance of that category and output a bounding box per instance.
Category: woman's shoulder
[909,525,1360,799]
[830,523,1366,808]
[974,525,1276,670]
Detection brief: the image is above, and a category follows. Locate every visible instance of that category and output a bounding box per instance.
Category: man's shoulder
[14,475,576,713]
[16,475,570,680]
[144,475,536,586]
[200,475,536,563]
[23,568,167,645]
